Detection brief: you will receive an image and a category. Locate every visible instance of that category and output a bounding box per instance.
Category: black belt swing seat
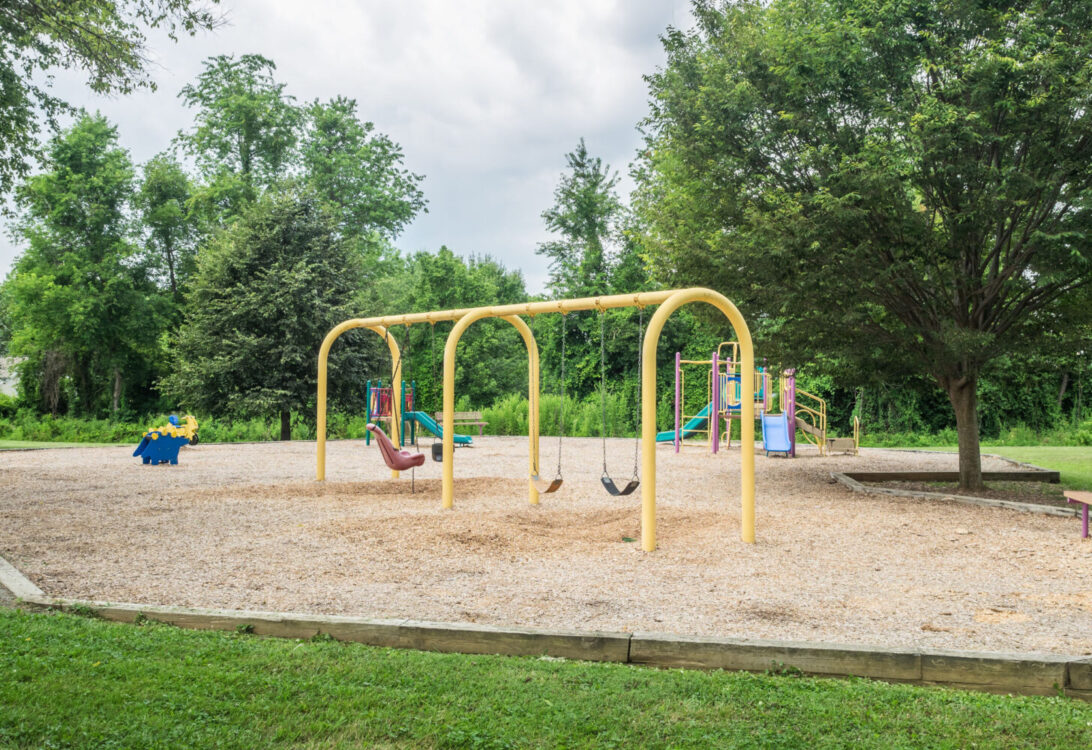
[599,306,643,497]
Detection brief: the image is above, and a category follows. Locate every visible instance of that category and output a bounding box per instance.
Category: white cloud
[0,0,692,293]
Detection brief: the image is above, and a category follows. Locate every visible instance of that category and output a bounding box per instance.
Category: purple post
[785,370,797,458]
[711,351,720,454]
[675,352,681,453]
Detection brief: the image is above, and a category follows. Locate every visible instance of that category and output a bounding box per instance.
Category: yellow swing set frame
[316,287,756,551]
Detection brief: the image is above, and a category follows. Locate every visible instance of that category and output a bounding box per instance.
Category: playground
[2,437,1089,657]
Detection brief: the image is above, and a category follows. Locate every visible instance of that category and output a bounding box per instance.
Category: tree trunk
[280,409,291,441]
[1058,371,1069,410]
[112,368,122,414]
[943,375,982,490]
[165,241,178,298]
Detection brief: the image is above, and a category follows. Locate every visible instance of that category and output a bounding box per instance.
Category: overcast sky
[0,0,693,292]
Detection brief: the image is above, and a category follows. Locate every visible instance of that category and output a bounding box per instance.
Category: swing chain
[556,312,565,478]
[600,308,609,474]
[631,306,643,481]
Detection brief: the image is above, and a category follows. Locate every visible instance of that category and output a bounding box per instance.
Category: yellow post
[316,321,402,480]
[442,310,545,509]
[500,315,540,506]
[389,326,405,477]
[641,289,755,550]
[442,309,487,508]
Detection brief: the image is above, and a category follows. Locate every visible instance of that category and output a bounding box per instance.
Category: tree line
[1,1,1090,487]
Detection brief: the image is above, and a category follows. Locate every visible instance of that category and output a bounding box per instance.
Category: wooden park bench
[1065,491,1092,539]
[433,411,488,436]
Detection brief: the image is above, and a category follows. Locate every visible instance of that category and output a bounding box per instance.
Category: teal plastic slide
[655,403,713,443]
[761,412,791,456]
[403,411,473,445]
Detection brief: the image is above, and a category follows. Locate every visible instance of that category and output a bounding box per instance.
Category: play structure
[365,380,472,448]
[658,344,860,457]
[133,414,198,465]
[317,288,758,551]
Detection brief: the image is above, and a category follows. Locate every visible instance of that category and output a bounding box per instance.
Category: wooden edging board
[831,472,1078,517]
[1,554,1088,701]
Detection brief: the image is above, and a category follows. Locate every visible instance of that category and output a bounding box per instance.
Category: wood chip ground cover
[1,438,1089,656]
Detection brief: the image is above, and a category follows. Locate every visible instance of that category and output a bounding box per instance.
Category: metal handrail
[794,388,827,456]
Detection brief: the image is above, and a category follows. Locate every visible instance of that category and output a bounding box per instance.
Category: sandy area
[1,437,1090,655]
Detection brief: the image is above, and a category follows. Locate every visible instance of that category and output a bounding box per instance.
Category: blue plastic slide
[761,412,792,457]
[655,403,713,443]
[403,411,473,445]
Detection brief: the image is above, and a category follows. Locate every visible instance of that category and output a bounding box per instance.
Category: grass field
[1,609,1090,749]
[0,439,118,450]
[920,446,1092,491]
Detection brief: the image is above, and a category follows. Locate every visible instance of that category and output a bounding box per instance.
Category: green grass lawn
[985,446,1092,492]
[921,446,1092,491]
[0,439,119,450]
[1,609,1090,749]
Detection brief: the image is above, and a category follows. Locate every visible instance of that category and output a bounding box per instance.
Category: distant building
[0,357,22,397]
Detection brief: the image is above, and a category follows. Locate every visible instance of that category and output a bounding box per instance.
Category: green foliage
[4,113,169,417]
[0,0,220,196]
[637,0,1092,486]
[301,96,426,240]
[537,138,622,298]
[162,189,367,435]
[2,609,1091,748]
[177,53,300,216]
[136,153,200,299]
[481,389,639,438]
[0,392,16,418]
[371,247,531,411]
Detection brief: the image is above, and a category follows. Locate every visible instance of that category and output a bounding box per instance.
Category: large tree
[537,138,622,300]
[301,96,427,241]
[177,53,300,217]
[163,189,367,439]
[0,0,220,196]
[4,113,167,415]
[136,153,199,300]
[636,0,1092,487]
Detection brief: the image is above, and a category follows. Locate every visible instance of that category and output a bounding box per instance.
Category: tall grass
[482,390,643,437]
[860,419,1092,448]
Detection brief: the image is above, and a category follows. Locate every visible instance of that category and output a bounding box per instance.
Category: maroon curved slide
[366,423,425,471]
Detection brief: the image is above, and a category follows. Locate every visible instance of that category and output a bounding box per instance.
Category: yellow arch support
[316,322,404,479]
[317,288,756,551]
[640,289,755,549]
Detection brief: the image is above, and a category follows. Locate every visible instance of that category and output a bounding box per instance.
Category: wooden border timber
[844,470,1060,483]
[832,472,1079,518]
[1,555,1089,700]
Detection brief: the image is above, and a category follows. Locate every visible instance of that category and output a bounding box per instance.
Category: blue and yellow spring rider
[133,415,199,465]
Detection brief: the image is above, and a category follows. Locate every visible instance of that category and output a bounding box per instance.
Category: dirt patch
[2,439,1091,655]
[869,480,1068,508]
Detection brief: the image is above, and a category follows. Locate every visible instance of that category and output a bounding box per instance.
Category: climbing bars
[316,288,756,550]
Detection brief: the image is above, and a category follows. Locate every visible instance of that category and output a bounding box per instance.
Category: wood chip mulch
[2,438,1090,655]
